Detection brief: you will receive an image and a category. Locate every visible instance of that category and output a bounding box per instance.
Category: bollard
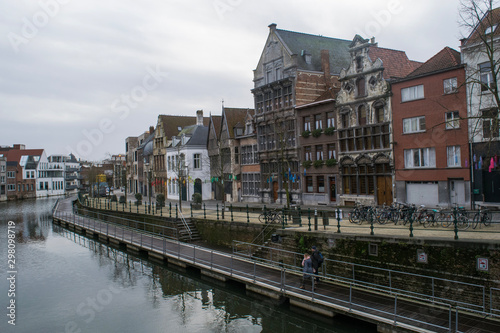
[129,201,131,212]
[453,208,459,240]
[175,204,178,219]
[370,210,374,236]
[190,203,193,218]
[308,208,312,231]
[169,202,172,218]
[336,208,341,233]
[314,209,318,231]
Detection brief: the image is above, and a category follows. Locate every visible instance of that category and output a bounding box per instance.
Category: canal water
[0,198,376,333]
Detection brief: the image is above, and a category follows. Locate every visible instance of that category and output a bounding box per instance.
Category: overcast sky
[0,0,468,161]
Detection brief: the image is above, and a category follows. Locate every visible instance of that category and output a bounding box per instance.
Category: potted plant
[119,195,126,204]
[324,126,335,136]
[313,160,324,168]
[156,193,165,208]
[326,158,338,167]
[302,160,312,169]
[192,193,202,209]
[302,130,311,138]
[135,193,142,206]
[110,194,117,202]
[312,129,322,138]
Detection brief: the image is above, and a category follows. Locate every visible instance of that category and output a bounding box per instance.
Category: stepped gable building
[252,23,351,204]
[152,114,209,198]
[336,35,420,206]
[393,47,470,207]
[207,113,223,200]
[461,7,500,203]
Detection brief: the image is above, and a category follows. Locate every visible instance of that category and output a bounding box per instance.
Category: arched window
[358,105,367,126]
[374,103,385,123]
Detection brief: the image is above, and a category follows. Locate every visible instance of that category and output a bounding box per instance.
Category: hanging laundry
[490,158,495,172]
[474,154,476,162]
[479,156,483,169]
[465,159,468,168]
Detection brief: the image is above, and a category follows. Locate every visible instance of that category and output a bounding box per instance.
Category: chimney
[268,23,277,31]
[13,144,25,150]
[196,110,203,126]
[149,126,154,134]
[321,50,331,85]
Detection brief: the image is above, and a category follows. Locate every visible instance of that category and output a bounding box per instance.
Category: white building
[37,153,65,197]
[166,111,211,202]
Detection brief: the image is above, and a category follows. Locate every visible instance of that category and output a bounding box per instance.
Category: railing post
[203,203,206,221]
[409,207,414,238]
[129,201,131,213]
[169,202,172,218]
[246,204,250,224]
[453,207,459,240]
[370,210,374,236]
[298,206,302,227]
[282,206,285,229]
[175,204,178,220]
[336,208,341,233]
[394,294,398,325]
[308,208,311,231]
[263,205,267,223]
[216,203,219,220]
[230,204,233,222]
[190,203,193,218]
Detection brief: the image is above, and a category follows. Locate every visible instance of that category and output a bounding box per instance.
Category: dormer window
[235,127,243,136]
[356,57,363,71]
[485,25,497,35]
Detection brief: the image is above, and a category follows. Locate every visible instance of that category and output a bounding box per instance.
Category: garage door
[406,183,438,206]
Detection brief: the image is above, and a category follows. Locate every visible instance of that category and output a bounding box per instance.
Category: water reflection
[54,226,374,333]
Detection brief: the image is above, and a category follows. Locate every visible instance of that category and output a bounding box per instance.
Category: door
[272,181,279,202]
[449,179,465,206]
[376,176,392,206]
[329,178,336,202]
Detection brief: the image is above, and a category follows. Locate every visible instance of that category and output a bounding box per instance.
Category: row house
[152,114,209,198]
[207,107,252,203]
[0,154,6,201]
[461,7,500,204]
[393,47,470,207]
[166,110,211,202]
[237,111,259,203]
[2,145,43,199]
[297,91,339,205]
[107,154,126,190]
[125,128,153,196]
[336,36,420,206]
[252,24,351,204]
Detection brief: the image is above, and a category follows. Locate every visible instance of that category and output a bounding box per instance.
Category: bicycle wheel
[483,212,492,227]
[423,214,434,228]
[258,213,267,223]
[274,212,283,223]
[440,213,452,228]
[456,215,469,230]
[472,213,480,229]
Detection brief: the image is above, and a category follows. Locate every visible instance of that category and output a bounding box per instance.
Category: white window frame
[445,111,460,129]
[7,184,15,191]
[401,85,424,102]
[403,116,426,133]
[447,146,461,167]
[480,62,494,92]
[7,171,15,178]
[443,77,457,94]
[404,148,436,168]
[193,154,201,169]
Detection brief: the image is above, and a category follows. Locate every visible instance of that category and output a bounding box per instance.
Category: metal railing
[178,207,192,239]
[232,240,489,314]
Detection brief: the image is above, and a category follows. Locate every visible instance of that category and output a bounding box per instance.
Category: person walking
[310,246,322,284]
[300,253,314,290]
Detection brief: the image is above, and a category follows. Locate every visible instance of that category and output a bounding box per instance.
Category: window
[401,85,424,102]
[317,176,325,193]
[314,114,323,130]
[357,78,366,97]
[0,176,4,183]
[482,109,499,139]
[283,86,293,108]
[358,105,367,126]
[242,173,260,196]
[327,144,336,159]
[403,116,426,133]
[193,154,201,169]
[306,176,313,193]
[327,112,335,128]
[7,171,15,178]
[485,25,498,34]
[404,148,436,168]
[374,104,384,123]
[315,145,323,161]
[447,146,461,167]
[7,184,15,191]
[443,77,457,94]
[304,146,312,161]
[445,111,460,129]
[303,116,312,131]
[341,113,350,128]
[480,62,494,92]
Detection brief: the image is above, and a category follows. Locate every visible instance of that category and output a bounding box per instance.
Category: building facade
[393,47,470,207]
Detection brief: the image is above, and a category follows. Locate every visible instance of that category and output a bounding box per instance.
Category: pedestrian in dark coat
[310,246,321,283]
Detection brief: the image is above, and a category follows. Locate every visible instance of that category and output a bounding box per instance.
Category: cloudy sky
[0,0,469,160]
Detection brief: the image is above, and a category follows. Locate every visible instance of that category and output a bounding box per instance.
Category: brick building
[393,47,470,207]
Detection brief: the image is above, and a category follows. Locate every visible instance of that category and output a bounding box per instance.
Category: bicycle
[259,209,282,223]
[451,203,470,230]
[472,205,492,229]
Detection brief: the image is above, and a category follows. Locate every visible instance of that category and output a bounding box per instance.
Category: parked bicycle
[472,205,492,229]
[259,209,282,223]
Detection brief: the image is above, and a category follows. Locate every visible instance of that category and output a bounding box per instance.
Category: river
[0,197,375,333]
